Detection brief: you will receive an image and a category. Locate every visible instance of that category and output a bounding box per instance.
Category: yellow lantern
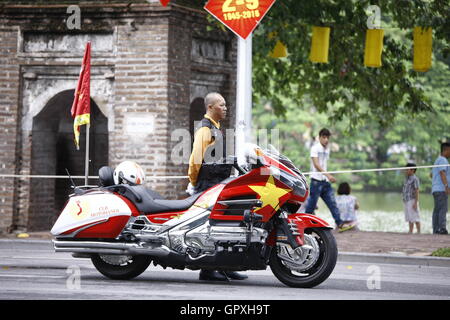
[413,27,432,72]
[269,40,288,58]
[364,29,384,68]
[268,32,287,58]
[309,26,330,63]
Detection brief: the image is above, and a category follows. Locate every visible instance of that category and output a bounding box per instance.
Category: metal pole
[235,34,253,164]
[84,123,90,185]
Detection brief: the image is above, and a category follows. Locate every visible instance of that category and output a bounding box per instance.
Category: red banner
[160,0,170,6]
[204,0,277,39]
[71,42,91,150]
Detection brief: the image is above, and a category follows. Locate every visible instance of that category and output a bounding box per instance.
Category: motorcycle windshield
[263,145,305,177]
[258,145,308,197]
[243,143,308,192]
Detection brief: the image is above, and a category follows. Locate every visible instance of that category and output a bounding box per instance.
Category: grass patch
[431,247,450,257]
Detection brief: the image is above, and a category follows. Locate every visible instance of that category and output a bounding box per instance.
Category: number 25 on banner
[223,0,260,21]
[204,0,277,40]
[223,0,259,12]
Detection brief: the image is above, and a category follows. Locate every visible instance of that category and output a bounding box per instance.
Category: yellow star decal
[248,175,291,212]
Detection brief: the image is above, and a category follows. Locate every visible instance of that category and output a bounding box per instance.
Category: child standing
[336,182,359,230]
[402,163,421,234]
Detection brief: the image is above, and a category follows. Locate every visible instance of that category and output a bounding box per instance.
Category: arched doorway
[29,90,108,231]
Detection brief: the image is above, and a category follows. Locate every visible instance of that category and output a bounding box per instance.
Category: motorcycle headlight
[270,167,307,197]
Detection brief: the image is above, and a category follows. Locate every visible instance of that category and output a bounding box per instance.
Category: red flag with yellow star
[71,42,91,150]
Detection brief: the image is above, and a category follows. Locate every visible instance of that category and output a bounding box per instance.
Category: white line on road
[0,255,74,260]
[0,274,64,279]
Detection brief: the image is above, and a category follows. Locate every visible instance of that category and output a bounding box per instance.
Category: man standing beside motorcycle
[186,92,248,281]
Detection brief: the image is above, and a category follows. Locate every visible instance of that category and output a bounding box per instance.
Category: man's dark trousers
[304,179,343,226]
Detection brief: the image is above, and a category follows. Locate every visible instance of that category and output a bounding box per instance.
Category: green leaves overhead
[253,0,449,126]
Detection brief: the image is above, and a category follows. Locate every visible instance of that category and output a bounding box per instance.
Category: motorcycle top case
[51,192,133,238]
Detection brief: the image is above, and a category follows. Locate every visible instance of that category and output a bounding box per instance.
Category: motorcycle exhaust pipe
[53,240,171,257]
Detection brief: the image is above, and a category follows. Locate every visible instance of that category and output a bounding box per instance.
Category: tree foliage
[252,48,450,192]
[252,0,449,125]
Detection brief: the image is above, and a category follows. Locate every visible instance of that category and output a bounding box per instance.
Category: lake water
[313,191,449,234]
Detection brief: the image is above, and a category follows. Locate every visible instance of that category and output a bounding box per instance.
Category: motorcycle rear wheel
[269,228,337,288]
[91,254,152,280]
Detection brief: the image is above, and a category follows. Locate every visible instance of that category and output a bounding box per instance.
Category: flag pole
[235,34,252,166]
[84,124,90,185]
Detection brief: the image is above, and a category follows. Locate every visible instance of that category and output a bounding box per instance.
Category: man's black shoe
[199,270,228,281]
[437,229,448,235]
[224,271,248,280]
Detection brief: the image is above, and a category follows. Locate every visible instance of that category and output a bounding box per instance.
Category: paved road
[0,239,449,301]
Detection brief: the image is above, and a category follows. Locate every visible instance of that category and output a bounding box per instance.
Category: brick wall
[0,26,20,233]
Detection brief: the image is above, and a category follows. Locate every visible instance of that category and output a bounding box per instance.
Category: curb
[338,251,450,267]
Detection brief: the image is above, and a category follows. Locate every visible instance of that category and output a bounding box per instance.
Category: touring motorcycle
[51,145,338,288]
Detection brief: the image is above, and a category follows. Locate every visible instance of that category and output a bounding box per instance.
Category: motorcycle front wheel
[91,254,152,280]
[269,228,337,288]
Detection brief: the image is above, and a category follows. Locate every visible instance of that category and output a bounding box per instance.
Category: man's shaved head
[204,92,227,122]
[204,92,223,110]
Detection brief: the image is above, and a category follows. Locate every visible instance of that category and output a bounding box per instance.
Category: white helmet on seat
[113,161,146,185]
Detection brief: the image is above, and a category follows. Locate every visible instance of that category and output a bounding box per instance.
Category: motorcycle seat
[98,166,202,213]
[148,193,203,214]
[113,184,202,214]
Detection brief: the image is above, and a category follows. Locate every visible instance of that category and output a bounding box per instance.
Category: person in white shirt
[304,128,354,232]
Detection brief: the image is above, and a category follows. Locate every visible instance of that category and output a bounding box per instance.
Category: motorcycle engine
[123,212,268,257]
[168,212,268,256]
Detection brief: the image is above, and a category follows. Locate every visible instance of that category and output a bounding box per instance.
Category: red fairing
[116,193,140,216]
[61,215,130,239]
[210,167,292,222]
[265,213,331,247]
[76,216,130,238]
[288,213,332,246]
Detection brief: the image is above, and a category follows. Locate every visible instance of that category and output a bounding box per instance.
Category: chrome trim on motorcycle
[217,199,263,207]
[53,240,171,257]
[209,226,268,243]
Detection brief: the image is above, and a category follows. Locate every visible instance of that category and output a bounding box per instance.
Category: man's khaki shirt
[188,114,221,186]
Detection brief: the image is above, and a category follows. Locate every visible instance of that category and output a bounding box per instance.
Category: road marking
[0,255,75,260]
[0,274,64,279]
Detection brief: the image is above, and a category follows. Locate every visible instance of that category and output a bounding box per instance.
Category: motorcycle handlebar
[203,156,265,176]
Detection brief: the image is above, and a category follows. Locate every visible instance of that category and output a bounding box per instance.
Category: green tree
[253,0,449,125]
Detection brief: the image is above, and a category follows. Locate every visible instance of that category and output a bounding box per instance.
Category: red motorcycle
[51,145,337,288]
